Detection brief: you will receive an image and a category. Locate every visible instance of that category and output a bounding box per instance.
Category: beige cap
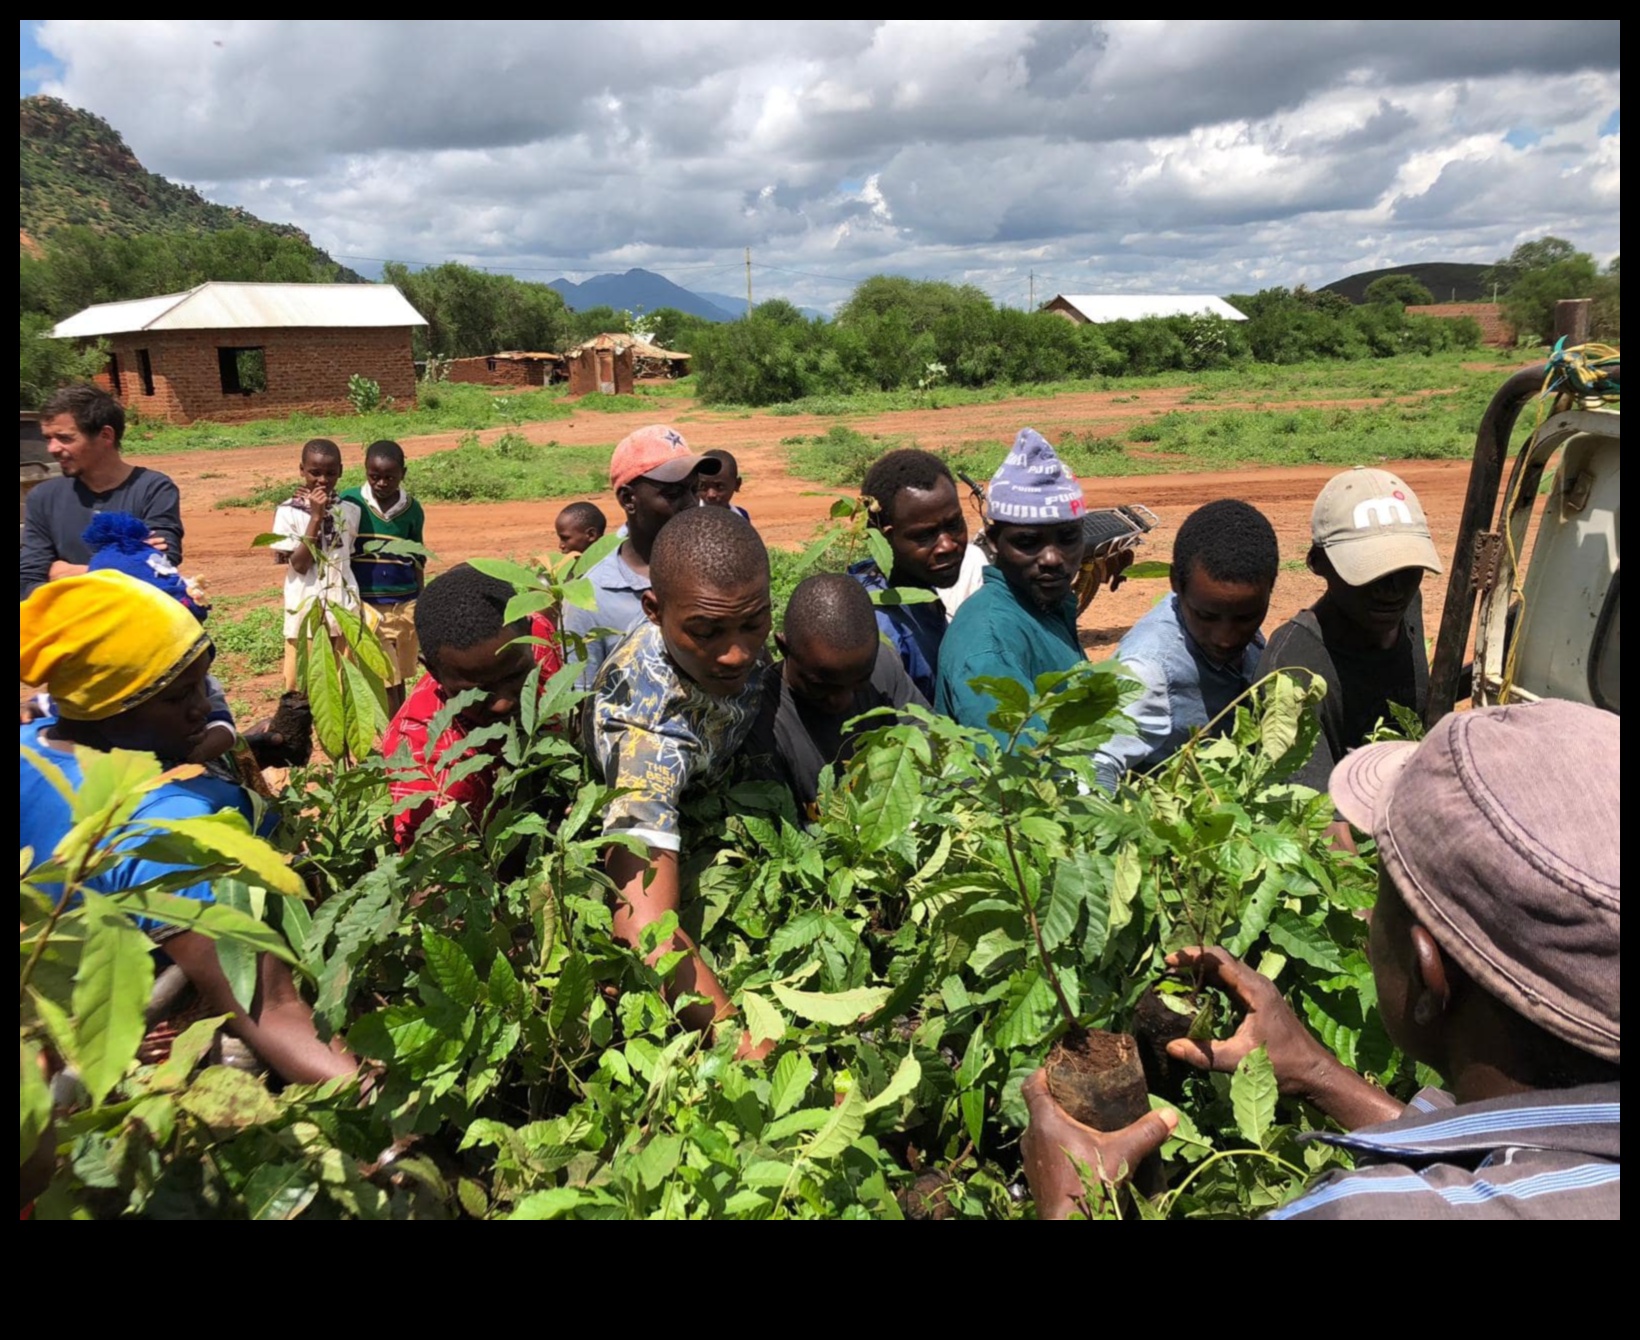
[1311,467,1443,587]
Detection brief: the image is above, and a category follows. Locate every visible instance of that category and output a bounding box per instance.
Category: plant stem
[1000,811,1078,1034]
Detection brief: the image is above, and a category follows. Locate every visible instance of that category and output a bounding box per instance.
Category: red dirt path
[157,386,1475,717]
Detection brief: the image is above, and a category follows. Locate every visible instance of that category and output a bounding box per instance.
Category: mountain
[19,95,361,280]
[548,268,736,321]
[695,290,830,322]
[1321,262,1496,304]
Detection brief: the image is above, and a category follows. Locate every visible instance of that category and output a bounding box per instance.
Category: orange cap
[609,425,720,491]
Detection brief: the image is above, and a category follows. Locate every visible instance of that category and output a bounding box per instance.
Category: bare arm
[164,931,356,1085]
[47,560,90,581]
[606,845,735,1040]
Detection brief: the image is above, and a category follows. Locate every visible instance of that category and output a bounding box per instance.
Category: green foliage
[20,312,109,408]
[346,374,388,416]
[383,262,571,361]
[209,605,285,677]
[1363,274,1435,307]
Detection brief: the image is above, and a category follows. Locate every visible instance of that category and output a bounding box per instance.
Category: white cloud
[32,19,1621,309]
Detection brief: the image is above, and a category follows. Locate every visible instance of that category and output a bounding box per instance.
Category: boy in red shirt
[383,563,562,851]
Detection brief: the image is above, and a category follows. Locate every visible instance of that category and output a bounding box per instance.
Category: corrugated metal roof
[1046,294,1247,322]
[52,282,427,338]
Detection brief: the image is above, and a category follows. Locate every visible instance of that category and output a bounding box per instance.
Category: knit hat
[609,425,721,492]
[20,571,211,721]
[986,429,1086,524]
[1331,700,1620,1064]
[1312,467,1442,586]
[82,512,204,619]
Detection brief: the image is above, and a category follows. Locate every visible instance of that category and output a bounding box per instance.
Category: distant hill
[695,290,830,322]
[1322,262,1495,304]
[548,268,735,321]
[19,95,361,280]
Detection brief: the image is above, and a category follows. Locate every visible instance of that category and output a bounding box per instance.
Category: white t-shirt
[271,498,362,637]
[937,543,991,621]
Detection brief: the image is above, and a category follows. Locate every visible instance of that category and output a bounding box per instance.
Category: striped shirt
[1270,1082,1619,1220]
[343,486,425,604]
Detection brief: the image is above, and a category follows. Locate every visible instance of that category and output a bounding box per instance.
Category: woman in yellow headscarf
[20,572,355,1086]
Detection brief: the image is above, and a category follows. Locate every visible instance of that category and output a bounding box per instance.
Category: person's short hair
[649,505,768,603]
[861,449,955,527]
[40,384,125,446]
[556,501,607,534]
[415,563,523,670]
[784,573,878,652]
[301,437,343,466]
[1172,499,1279,591]
[364,439,405,469]
[702,448,740,478]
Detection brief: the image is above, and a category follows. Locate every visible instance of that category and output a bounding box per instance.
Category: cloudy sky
[21,20,1621,311]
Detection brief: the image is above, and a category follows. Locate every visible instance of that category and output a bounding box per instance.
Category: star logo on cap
[665,430,683,447]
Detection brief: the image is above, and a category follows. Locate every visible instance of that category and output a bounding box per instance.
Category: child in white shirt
[270,438,361,691]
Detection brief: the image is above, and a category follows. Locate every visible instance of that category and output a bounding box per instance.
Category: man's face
[696,465,741,508]
[365,457,406,508]
[644,576,771,698]
[430,627,535,729]
[990,521,1085,612]
[621,474,699,539]
[300,452,343,496]
[555,518,598,555]
[1176,564,1271,667]
[778,631,877,717]
[882,478,968,589]
[1319,553,1424,639]
[100,653,212,760]
[42,414,117,480]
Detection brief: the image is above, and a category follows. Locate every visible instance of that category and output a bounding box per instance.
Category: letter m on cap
[1353,497,1414,529]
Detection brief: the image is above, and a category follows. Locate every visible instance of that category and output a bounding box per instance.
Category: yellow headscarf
[19,571,212,721]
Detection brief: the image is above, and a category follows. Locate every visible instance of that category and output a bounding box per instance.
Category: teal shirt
[934,566,1085,746]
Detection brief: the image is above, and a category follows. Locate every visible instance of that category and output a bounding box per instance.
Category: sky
[21,20,1622,312]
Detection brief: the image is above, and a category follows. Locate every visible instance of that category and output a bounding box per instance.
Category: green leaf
[421,929,480,1008]
[633,1134,684,1191]
[466,557,545,589]
[872,585,938,606]
[855,736,923,854]
[1043,849,1094,951]
[126,815,306,900]
[548,953,593,1034]
[19,745,75,808]
[509,1187,589,1219]
[770,982,890,1026]
[768,1051,815,1118]
[1123,560,1171,580]
[1105,844,1140,942]
[991,968,1059,1051]
[339,651,387,762]
[149,1015,232,1091]
[740,990,786,1046]
[20,1042,52,1166]
[306,630,345,759]
[178,1065,282,1135]
[1231,1045,1278,1147]
[72,896,155,1105]
[1265,913,1346,973]
[862,1053,921,1114]
[570,531,622,577]
[210,877,259,1015]
[559,576,598,612]
[115,891,296,963]
[457,1177,489,1218]
[864,527,895,579]
[801,1087,865,1162]
[242,1162,319,1221]
[487,951,524,1016]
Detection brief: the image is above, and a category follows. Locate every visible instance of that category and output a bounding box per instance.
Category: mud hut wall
[91,325,419,425]
[568,346,634,397]
[445,356,547,387]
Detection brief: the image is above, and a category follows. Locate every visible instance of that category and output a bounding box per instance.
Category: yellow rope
[1496,342,1621,702]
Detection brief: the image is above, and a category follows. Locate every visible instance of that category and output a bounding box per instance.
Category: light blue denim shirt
[564,544,651,689]
[1094,594,1265,791]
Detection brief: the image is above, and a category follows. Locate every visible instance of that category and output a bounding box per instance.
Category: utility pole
[1029,270,1035,310]
[746,247,754,317]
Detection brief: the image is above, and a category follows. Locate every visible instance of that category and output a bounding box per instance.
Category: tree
[1363,274,1435,307]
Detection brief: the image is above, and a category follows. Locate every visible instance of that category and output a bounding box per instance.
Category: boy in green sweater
[343,440,426,713]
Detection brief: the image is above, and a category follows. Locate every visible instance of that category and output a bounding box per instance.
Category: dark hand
[1163,947,1334,1096]
[1020,1069,1176,1219]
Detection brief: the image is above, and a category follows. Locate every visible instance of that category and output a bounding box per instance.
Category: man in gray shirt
[745,573,927,814]
[20,384,183,599]
[565,425,718,688]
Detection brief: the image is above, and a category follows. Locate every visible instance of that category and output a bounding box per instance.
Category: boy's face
[990,520,1085,611]
[882,478,968,589]
[366,456,405,506]
[697,466,741,507]
[778,631,876,717]
[301,452,343,497]
[621,474,699,541]
[428,627,535,729]
[555,517,599,555]
[643,575,770,698]
[1175,563,1271,667]
[1317,551,1424,638]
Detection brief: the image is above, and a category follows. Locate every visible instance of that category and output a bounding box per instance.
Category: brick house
[50,282,427,425]
[1410,302,1517,348]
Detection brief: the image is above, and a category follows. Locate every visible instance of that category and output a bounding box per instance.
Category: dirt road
[153,386,1475,716]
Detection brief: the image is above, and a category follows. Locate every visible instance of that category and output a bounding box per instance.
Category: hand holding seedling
[1020,1069,1177,1220]
[1165,947,1403,1130]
